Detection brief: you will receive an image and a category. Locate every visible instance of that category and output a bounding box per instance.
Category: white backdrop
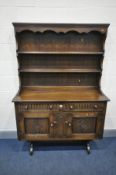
[0,0,116,131]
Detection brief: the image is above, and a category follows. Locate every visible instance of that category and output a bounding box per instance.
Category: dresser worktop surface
[13,86,109,102]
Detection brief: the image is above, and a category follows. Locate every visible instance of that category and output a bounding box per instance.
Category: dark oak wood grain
[13,23,109,143]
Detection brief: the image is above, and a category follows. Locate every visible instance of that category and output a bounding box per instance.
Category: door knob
[65,121,72,127]
[50,123,54,127]
[68,123,72,127]
[53,121,57,124]
[65,121,68,124]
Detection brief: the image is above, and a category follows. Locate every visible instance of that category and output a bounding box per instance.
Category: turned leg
[29,142,34,156]
[86,142,91,154]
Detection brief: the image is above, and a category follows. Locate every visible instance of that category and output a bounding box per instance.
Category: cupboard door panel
[72,117,96,133]
[18,112,50,139]
[24,118,49,134]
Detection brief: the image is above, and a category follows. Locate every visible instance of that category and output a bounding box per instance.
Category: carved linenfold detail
[17,102,105,112]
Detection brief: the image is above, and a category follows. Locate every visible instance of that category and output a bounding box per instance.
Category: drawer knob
[59,104,63,110]
[24,105,28,110]
[94,104,98,109]
[78,79,81,83]
[49,105,53,110]
[70,105,73,110]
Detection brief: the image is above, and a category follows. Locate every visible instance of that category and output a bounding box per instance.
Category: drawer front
[16,102,106,112]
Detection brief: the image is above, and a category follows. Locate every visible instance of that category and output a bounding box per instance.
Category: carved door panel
[71,112,98,137]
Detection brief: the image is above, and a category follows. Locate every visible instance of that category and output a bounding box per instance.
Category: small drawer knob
[59,104,63,110]
[78,79,81,83]
[94,104,98,109]
[24,105,28,110]
[70,105,73,110]
[49,105,53,110]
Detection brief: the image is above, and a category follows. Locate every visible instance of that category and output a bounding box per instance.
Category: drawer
[16,102,106,112]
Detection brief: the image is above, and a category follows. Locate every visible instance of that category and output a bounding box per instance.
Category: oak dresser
[12,23,110,155]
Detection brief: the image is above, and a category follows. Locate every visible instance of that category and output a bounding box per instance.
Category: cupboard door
[72,112,97,135]
[18,112,50,140]
[50,112,65,137]
[72,117,96,134]
[71,112,104,140]
[50,112,73,138]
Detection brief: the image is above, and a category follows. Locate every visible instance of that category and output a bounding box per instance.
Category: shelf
[17,51,104,55]
[19,68,101,73]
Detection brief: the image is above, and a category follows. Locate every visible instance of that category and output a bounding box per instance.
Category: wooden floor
[13,86,109,102]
